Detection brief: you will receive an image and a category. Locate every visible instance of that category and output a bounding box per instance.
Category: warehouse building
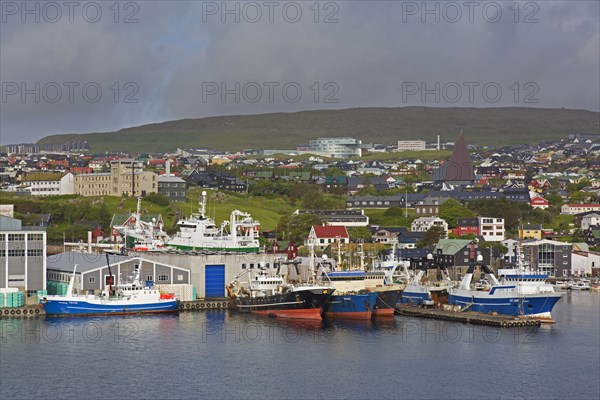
[46,251,280,299]
[46,252,190,292]
[0,215,46,296]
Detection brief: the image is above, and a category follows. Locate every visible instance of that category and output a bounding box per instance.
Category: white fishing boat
[40,255,179,316]
[166,191,260,252]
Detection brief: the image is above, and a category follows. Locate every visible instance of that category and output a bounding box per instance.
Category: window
[177,274,183,281]
[158,275,169,281]
[146,275,153,281]
[563,270,568,277]
[242,264,246,269]
[89,276,95,283]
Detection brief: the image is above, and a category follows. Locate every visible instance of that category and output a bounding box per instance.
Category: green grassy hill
[37,107,599,153]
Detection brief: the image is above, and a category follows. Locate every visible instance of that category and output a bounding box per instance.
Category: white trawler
[166,191,261,253]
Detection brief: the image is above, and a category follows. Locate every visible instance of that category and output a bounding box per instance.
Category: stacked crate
[155,284,195,301]
[0,288,19,307]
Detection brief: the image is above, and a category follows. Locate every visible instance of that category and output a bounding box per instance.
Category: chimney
[165,159,171,177]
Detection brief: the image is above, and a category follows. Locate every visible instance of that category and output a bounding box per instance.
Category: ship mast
[200,191,207,218]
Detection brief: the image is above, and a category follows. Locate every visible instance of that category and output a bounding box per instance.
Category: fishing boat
[112,198,169,251]
[320,270,380,320]
[228,262,334,320]
[316,244,389,320]
[368,243,407,317]
[448,254,563,322]
[400,254,454,306]
[166,191,260,252]
[40,255,179,316]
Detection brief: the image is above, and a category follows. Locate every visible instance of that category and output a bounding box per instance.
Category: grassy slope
[36,107,600,153]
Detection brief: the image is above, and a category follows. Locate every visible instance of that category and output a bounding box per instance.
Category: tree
[438,198,476,228]
[276,213,322,244]
[417,225,447,248]
[347,227,373,243]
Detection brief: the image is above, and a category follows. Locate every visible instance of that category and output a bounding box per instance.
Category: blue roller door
[205,265,225,298]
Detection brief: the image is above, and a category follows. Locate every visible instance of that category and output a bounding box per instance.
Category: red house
[451,218,479,237]
[530,196,549,210]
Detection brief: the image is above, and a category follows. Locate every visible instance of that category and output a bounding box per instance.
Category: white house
[18,172,75,196]
[561,204,600,215]
[305,225,350,250]
[411,216,448,235]
[478,217,505,242]
[571,251,600,277]
[581,212,600,230]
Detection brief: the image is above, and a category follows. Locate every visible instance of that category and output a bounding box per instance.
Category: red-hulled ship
[228,269,334,320]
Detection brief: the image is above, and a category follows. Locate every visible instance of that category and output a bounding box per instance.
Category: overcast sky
[1,0,598,145]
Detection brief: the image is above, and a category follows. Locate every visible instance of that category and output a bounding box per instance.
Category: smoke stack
[437,135,440,151]
[165,159,171,177]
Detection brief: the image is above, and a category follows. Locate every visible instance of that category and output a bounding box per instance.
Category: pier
[395,304,542,327]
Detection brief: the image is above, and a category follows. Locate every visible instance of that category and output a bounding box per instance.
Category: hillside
[37,107,599,153]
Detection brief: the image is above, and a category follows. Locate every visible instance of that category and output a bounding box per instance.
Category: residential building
[561,203,600,215]
[571,251,599,277]
[530,196,549,210]
[294,210,369,227]
[452,218,479,237]
[519,224,543,240]
[0,216,46,296]
[17,171,75,196]
[306,225,349,250]
[580,212,600,230]
[157,160,186,202]
[397,140,426,152]
[478,217,505,242]
[75,160,158,197]
[411,216,448,235]
[585,226,600,246]
[414,196,447,216]
[521,239,572,277]
[433,239,490,279]
[309,137,362,158]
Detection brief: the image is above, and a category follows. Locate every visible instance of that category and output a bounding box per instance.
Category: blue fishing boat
[41,257,179,317]
[448,255,563,322]
[320,271,380,319]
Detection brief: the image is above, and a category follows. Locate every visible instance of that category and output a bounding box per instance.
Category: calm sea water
[1,291,599,400]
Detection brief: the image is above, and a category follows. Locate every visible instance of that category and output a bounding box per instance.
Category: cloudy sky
[1,0,598,145]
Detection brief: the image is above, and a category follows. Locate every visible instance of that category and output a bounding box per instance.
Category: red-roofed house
[561,204,600,215]
[530,196,549,210]
[306,225,349,250]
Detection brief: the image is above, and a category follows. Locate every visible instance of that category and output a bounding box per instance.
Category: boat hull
[41,299,180,316]
[448,292,563,318]
[372,289,402,318]
[324,293,377,320]
[235,288,333,320]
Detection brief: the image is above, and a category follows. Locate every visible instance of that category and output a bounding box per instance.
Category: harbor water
[1,291,599,400]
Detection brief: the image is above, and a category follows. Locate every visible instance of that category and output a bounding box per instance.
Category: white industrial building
[309,137,362,158]
[397,140,426,151]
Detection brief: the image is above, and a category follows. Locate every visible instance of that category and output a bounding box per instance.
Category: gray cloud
[1,1,598,145]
